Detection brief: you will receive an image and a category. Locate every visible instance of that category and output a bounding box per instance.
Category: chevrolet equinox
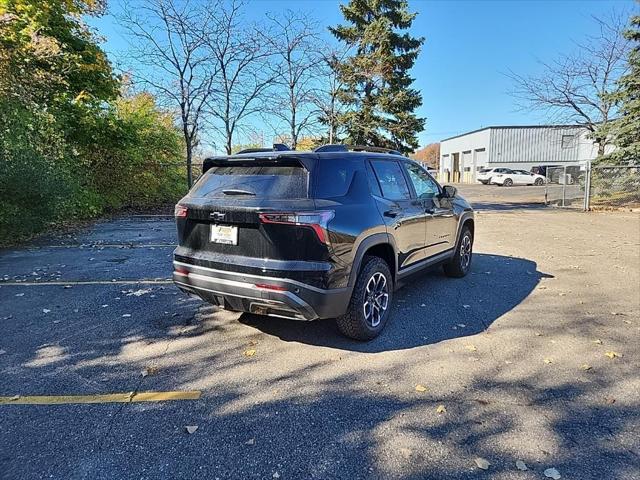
[173,144,474,340]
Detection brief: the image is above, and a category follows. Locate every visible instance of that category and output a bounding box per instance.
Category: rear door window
[370,160,412,200]
[190,165,308,199]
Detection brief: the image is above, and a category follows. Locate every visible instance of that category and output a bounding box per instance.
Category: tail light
[259,210,334,244]
[174,204,188,218]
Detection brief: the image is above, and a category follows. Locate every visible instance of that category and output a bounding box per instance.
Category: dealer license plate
[210,224,238,245]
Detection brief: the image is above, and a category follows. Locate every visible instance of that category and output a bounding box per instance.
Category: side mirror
[442,185,457,198]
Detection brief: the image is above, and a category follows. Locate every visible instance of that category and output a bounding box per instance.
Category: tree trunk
[185,142,193,189]
[182,118,193,189]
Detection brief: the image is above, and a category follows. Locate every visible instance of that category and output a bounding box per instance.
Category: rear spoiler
[202,154,315,174]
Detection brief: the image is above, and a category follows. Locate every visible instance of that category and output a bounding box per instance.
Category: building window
[561,135,574,149]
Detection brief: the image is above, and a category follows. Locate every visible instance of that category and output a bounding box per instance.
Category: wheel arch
[349,234,397,287]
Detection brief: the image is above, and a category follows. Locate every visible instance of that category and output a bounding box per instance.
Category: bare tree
[204,0,275,155]
[313,46,349,144]
[119,0,218,187]
[508,12,631,154]
[259,11,324,149]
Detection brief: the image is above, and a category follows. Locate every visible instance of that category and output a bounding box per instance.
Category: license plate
[210,224,238,245]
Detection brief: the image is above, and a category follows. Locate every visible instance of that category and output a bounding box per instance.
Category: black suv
[173,145,474,340]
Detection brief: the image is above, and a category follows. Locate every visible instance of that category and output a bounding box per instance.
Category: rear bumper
[173,260,352,321]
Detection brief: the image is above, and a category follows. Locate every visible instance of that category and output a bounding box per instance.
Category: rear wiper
[222,188,256,196]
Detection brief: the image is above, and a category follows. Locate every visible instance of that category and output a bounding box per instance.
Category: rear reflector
[175,267,189,275]
[174,205,188,218]
[255,283,288,291]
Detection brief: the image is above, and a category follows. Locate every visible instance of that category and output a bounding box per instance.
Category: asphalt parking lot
[1,187,639,479]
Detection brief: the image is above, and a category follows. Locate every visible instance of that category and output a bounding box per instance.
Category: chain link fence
[544,165,587,208]
[545,163,640,211]
[587,165,640,210]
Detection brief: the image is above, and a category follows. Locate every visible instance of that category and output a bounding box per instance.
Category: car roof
[204,150,410,162]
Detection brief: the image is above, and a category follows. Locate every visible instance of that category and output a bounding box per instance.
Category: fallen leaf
[580,364,592,371]
[544,358,553,364]
[544,467,561,479]
[415,384,427,392]
[605,351,621,359]
[9,395,20,401]
[127,288,152,297]
[462,304,470,309]
[15,293,24,297]
[0,349,6,355]
[475,399,490,405]
[593,339,603,345]
[535,332,543,336]
[474,457,491,470]
[185,425,198,434]
[248,340,259,346]
[122,314,132,318]
[244,438,255,445]
[42,309,51,314]
[243,349,256,357]
[436,405,446,414]
[465,344,477,352]
[610,311,625,316]
[457,323,466,328]
[605,397,616,404]
[272,473,280,479]
[516,460,528,471]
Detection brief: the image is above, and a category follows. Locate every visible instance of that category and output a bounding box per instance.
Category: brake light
[174,204,188,218]
[258,211,334,244]
[255,283,288,291]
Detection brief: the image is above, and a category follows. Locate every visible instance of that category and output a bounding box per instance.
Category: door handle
[384,209,399,218]
[425,207,435,215]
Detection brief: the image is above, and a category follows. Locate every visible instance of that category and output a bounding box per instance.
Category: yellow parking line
[0,280,173,286]
[0,390,201,405]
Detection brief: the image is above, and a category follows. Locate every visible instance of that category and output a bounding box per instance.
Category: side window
[404,162,440,199]
[370,160,411,200]
[314,158,358,198]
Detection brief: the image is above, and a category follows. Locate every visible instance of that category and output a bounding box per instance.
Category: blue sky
[90,0,635,148]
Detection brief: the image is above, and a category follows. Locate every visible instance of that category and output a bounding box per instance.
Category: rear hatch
[175,156,332,268]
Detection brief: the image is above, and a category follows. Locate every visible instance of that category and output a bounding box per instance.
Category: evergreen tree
[596,13,640,164]
[330,0,425,153]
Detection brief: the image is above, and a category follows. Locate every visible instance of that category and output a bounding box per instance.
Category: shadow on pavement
[471,201,548,211]
[239,253,552,352]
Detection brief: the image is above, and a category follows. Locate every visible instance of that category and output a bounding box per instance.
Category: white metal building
[439,125,602,183]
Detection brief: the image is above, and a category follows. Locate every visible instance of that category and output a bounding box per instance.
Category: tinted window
[190,165,307,199]
[404,162,440,199]
[314,158,359,198]
[371,160,411,200]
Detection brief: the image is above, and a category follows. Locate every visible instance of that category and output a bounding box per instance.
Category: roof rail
[236,143,291,155]
[313,144,403,156]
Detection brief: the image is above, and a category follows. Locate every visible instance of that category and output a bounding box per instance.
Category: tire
[443,226,473,278]
[337,256,393,341]
[534,178,544,186]
[503,178,513,187]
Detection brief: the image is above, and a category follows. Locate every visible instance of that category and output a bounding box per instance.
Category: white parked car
[477,167,511,185]
[491,169,546,186]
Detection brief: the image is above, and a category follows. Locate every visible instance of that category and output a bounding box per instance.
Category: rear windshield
[190,165,308,199]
